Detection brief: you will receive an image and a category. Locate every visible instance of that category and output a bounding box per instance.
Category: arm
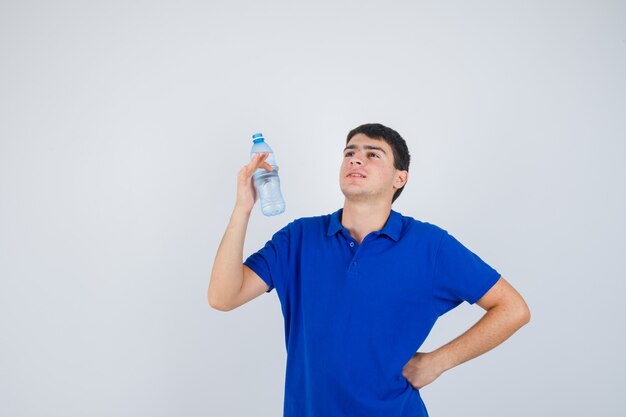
[208,152,273,311]
[402,276,530,389]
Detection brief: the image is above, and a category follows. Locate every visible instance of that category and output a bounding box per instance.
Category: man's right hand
[235,152,277,214]
[210,152,276,310]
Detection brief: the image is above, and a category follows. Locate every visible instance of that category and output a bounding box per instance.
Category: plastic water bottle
[250,132,286,216]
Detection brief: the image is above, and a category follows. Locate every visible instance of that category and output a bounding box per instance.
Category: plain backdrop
[1,0,625,416]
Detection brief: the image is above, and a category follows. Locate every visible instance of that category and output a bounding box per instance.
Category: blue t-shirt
[244,208,501,417]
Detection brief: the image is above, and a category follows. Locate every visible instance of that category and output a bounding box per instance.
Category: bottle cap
[252,132,264,143]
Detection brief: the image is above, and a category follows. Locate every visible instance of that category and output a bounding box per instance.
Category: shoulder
[274,212,332,235]
[394,210,448,241]
[292,213,330,224]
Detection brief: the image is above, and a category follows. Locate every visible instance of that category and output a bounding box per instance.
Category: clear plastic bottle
[250,132,286,216]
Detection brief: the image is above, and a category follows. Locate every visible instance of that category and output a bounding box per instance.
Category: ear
[393,170,408,190]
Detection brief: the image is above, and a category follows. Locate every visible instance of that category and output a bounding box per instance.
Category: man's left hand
[401,351,445,390]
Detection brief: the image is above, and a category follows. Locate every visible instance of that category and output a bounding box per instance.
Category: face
[339,133,407,204]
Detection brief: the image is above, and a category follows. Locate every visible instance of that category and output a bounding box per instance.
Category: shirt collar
[327,208,403,242]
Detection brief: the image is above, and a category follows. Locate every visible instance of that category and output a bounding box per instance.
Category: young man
[209,123,530,417]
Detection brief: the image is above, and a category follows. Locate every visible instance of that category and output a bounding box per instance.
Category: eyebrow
[343,144,387,155]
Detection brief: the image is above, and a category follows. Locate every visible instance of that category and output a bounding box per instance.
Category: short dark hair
[346,123,410,203]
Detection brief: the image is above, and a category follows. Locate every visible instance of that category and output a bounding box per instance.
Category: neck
[341,199,392,244]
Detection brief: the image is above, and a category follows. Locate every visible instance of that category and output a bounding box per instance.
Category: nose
[349,156,363,166]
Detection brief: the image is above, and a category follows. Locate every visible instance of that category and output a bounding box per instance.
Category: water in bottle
[250,132,286,216]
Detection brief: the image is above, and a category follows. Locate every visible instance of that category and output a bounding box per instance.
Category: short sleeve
[432,231,501,316]
[243,223,291,294]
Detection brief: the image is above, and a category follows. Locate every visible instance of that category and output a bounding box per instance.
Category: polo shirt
[243,208,501,417]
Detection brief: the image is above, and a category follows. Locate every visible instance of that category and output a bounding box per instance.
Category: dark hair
[346,123,410,203]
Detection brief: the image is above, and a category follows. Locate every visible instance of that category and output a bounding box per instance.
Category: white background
[1,0,624,416]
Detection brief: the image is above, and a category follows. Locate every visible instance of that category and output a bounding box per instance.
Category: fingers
[247,152,273,174]
[249,152,268,167]
[239,152,276,181]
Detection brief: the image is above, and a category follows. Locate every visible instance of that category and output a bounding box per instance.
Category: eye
[344,151,353,157]
[368,152,379,158]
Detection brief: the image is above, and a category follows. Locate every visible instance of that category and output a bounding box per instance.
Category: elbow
[523,305,531,324]
[208,286,233,312]
[494,298,530,328]
[208,296,232,312]
[516,301,531,327]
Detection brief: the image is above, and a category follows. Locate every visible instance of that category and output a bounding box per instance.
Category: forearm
[208,205,252,307]
[431,304,530,373]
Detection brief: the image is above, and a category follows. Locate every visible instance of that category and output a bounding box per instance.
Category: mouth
[346,172,367,178]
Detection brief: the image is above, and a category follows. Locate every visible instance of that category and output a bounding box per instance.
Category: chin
[340,188,367,199]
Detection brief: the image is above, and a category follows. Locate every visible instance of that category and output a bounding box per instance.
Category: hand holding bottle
[235,152,275,214]
[249,133,286,216]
